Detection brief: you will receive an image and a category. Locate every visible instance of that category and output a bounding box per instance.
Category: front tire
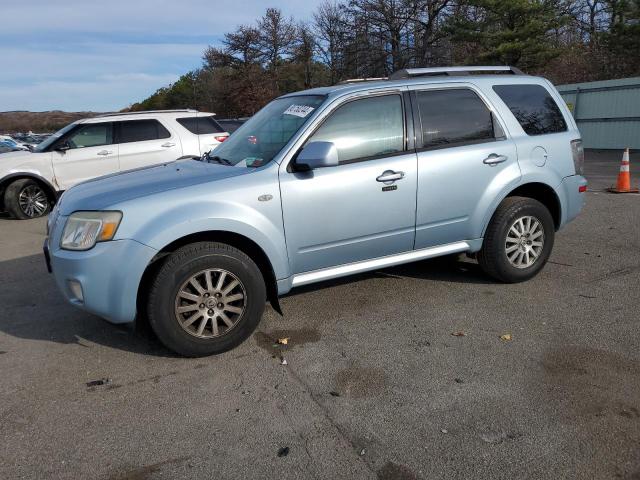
[4,179,51,219]
[478,196,555,283]
[147,242,266,357]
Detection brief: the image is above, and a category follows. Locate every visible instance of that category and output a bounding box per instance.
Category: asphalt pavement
[0,150,639,480]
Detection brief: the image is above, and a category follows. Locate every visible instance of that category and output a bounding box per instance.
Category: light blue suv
[44,67,587,356]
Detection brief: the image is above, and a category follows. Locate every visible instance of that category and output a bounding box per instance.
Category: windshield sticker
[283,104,315,118]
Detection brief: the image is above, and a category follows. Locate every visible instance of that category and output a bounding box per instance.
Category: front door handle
[376,170,405,183]
[97,150,113,156]
[161,142,176,148]
[483,154,508,166]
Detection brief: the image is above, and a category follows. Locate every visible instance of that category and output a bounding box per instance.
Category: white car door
[116,119,181,171]
[51,122,119,190]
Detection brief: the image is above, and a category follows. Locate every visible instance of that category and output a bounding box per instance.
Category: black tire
[4,178,51,220]
[147,242,266,357]
[478,196,555,283]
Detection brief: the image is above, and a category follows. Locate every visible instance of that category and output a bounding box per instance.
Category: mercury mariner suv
[45,66,587,357]
[0,110,229,219]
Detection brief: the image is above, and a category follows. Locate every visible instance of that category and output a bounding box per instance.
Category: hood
[0,150,34,166]
[58,159,251,215]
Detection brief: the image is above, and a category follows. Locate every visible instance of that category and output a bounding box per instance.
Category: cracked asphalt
[0,150,639,480]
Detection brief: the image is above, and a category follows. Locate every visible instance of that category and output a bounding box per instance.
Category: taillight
[214,135,228,143]
[571,139,584,175]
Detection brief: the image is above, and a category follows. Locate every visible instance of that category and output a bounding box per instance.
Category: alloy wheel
[505,215,545,269]
[174,269,247,338]
[18,185,48,218]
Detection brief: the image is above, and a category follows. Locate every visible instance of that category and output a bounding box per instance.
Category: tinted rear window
[416,89,495,149]
[493,84,567,135]
[177,116,224,134]
[118,119,171,143]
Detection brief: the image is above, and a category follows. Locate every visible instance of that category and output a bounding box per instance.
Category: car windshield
[207,95,326,167]
[33,123,77,152]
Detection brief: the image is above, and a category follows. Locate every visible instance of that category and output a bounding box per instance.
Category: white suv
[0,110,229,219]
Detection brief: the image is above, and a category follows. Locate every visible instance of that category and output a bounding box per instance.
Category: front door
[410,86,520,248]
[52,122,118,190]
[279,93,418,274]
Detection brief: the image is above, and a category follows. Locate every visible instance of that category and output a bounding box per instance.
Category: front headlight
[60,211,122,251]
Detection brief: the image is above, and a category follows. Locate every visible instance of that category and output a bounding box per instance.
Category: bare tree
[257,8,297,69]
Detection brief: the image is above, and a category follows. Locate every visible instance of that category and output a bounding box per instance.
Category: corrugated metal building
[556,77,640,149]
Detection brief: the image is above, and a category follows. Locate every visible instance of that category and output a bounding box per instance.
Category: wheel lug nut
[204,293,210,298]
[217,303,224,308]
[207,309,213,315]
[214,292,221,298]
[199,303,205,309]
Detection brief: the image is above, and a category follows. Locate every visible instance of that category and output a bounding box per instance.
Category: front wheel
[4,178,51,219]
[147,242,266,357]
[478,196,555,283]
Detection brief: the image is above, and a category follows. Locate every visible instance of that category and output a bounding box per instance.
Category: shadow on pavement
[0,252,494,355]
[0,253,176,357]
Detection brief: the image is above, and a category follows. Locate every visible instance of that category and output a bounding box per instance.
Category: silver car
[46,66,587,356]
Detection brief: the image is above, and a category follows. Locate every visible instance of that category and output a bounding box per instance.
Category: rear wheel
[4,178,51,219]
[478,196,554,283]
[147,242,266,357]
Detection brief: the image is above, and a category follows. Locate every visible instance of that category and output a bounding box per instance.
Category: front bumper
[46,237,158,324]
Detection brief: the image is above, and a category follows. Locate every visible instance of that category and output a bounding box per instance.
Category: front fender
[114,194,290,280]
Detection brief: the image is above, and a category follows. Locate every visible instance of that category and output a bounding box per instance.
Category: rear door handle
[376,170,405,183]
[97,150,113,156]
[483,154,508,165]
[161,142,176,148]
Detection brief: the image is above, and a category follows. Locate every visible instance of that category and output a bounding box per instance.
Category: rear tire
[147,242,266,357]
[478,196,554,283]
[4,179,51,219]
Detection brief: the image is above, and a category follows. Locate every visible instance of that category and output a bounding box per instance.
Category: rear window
[493,84,567,135]
[177,116,224,134]
[117,119,171,143]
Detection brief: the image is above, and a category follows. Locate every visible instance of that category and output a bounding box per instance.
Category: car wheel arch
[0,173,58,209]
[136,230,283,324]
[482,182,562,237]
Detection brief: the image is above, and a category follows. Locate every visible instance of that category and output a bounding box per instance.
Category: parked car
[217,118,248,133]
[0,110,229,219]
[45,66,587,357]
[0,143,20,154]
[0,136,30,151]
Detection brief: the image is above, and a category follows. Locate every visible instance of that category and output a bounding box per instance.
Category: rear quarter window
[493,84,567,135]
[177,116,224,134]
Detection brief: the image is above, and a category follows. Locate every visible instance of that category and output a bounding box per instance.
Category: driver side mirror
[55,141,70,153]
[294,141,339,171]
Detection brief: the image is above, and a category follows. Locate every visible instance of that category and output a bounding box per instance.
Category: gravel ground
[0,150,638,480]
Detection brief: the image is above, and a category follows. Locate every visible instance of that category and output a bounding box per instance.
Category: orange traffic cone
[608,148,639,193]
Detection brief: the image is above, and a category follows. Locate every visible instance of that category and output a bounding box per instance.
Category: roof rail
[338,77,388,85]
[388,66,525,80]
[97,109,199,117]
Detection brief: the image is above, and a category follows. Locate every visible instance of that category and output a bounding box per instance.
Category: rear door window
[177,116,224,134]
[116,119,171,143]
[414,89,497,150]
[493,84,567,135]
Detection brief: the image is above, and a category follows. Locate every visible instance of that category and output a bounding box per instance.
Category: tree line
[129,0,640,117]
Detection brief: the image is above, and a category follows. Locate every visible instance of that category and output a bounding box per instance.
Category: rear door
[176,115,228,155]
[409,85,520,248]
[51,122,118,189]
[115,119,181,171]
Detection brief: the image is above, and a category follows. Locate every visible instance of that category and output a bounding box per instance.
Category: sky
[0,0,324,112]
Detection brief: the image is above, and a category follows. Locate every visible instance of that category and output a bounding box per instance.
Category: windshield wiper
[205,154,233,166]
